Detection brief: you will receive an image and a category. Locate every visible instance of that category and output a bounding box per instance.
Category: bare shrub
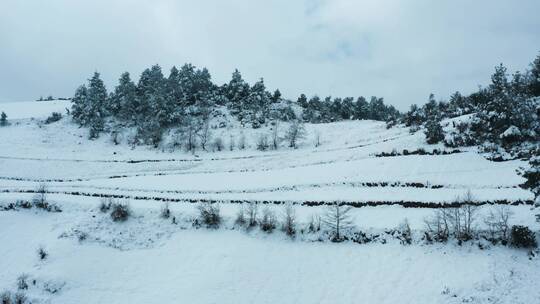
[307,214,321,233]
[256,134,269,151]
[397,218,412,245]
[212,137,224,152]
[228,134,235,151]
[32,183,47,209]
[37,246,48,261]
[424,209,450,242]
[16,275,28,290]
[197,202,221,228]
[99,198,112,213]
[270,121,280,150]
[322,202,354,241]
[234,204,247,226]
[1,291,12,304]
[260,207,277,232]
[246,202,258,227]
[160,203,171,219]
[285,120,306,149]
[13,293,25,304]
[281,203,296,237]
[110,201,131,222]
[314,130,321,147]
[198,118,212,151]
[484,205,513,242]
[238,133,246,150]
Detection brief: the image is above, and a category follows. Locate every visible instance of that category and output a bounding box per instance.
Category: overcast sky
[1,0,539,110]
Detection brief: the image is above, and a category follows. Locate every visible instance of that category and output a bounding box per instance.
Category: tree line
[70,64,399,143]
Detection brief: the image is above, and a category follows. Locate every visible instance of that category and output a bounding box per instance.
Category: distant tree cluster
[0,111,8,126]
[403,52,540,153]
[297,94,400,123]
[71,64,401,144]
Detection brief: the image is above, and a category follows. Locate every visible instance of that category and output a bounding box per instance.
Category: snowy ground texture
[0,100,539,303]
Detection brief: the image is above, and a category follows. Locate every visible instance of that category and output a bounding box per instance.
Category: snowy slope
[1,99,539,304]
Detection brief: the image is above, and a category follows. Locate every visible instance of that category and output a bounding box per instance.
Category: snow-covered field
[0,100,539,303]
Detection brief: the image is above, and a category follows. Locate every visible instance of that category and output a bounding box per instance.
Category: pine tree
[297,94,308,108]
[109,72,137,122]
[226,69,250,115]
[424,118,445,144]
[529,53,540,97]
[135,65,168,144]
[521,151,540,203]
[271,89,282,103]
[244,78,271,126]
[86,72,108,138]
[71,85,88,125]
[353,96,369,120]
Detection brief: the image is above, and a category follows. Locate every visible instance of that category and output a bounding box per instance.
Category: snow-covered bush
[322,203,354,242]
[98,198,112,213]
[16,275,28,290]
[32,184,47,209]
[259,207,277,233]
[212,137,224,152]
[246,202,258,228]
[196,202,221,229]
[484,205,513,243]
[0,111,8,127]
[13,292,26,304]
[396,219,412,245]
[44,112,62,124]
[256,134,269,151]
[424,119,444,144]
[285,120,305,149]
[1,291,12,304]
[37,246,48,261]
[110,202,131,222]
[160,203,171,219]
[510,225,537,248]
[234,204,247,227]
[307,214,321,233]
[424,209,450,242]
[281,203,296,237]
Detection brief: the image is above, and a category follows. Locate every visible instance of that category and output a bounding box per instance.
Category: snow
[1,205,539,304]
[1,100,539,303]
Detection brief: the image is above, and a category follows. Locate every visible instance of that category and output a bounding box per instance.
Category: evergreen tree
[109,72,137,122]
[340,97,354,120]
[368,96,386,120]
[244,78,271,126]
[136,65,168,143]
[353,96,369,120]
[71,85,88,125]
[85,72,108,138]
[521,151,540,203]
[226,69,250,115]
[165,66,184,123]
[297,94,308,108]
[529,53,540,97]
[423,93,440,120]
[424,118,445,144]
[271,89,282,103]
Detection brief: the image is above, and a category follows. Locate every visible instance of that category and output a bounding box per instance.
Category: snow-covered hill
[0,100,539,303]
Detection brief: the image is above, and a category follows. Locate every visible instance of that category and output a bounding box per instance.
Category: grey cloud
[0,0,538,110]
